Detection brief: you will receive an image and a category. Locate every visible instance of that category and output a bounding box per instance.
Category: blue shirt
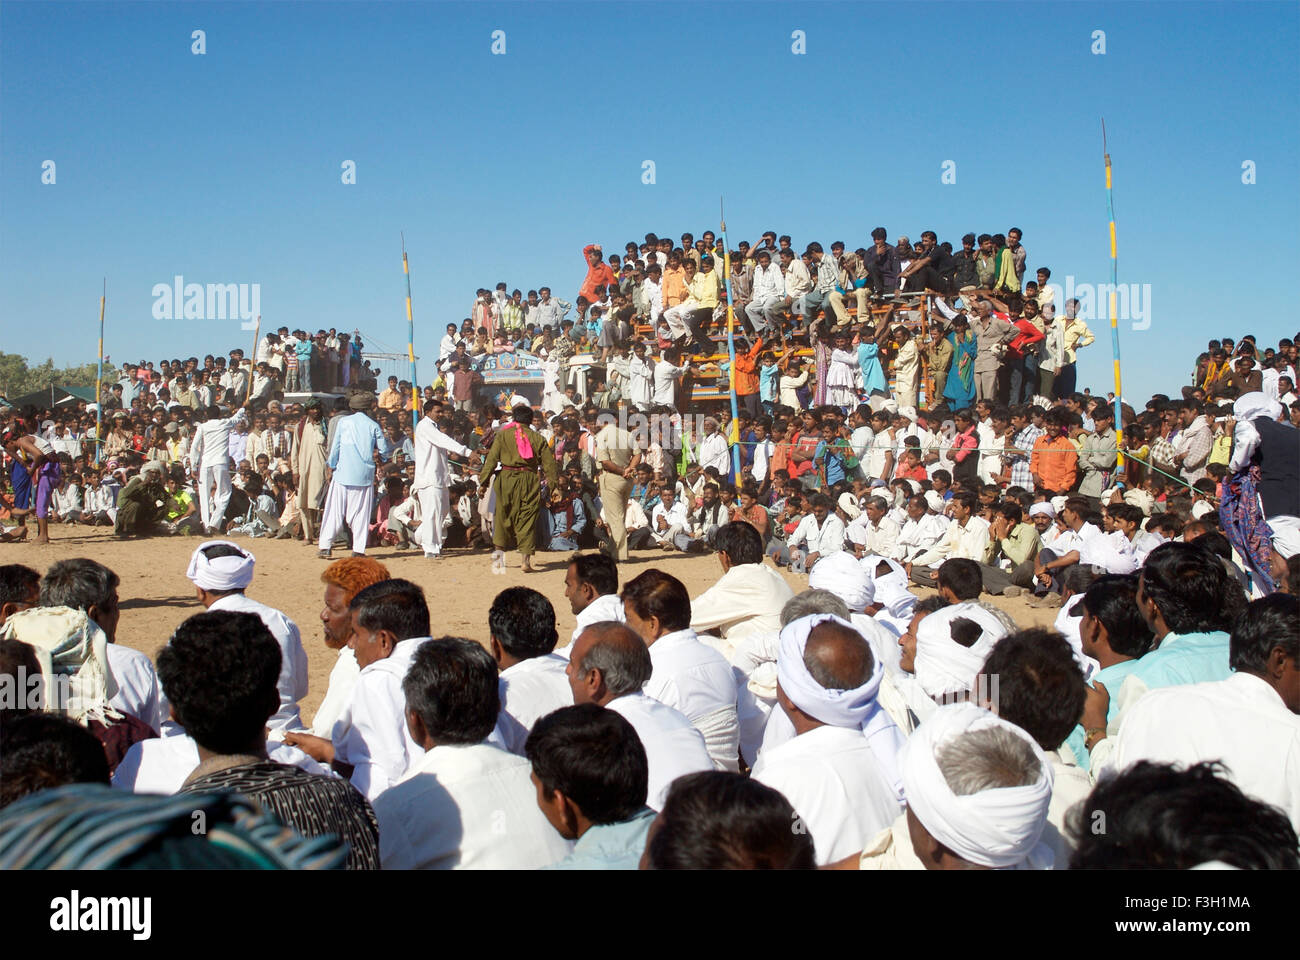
[546,807,655,870]
[327,412,385,486]
[759,363,780,402]
[1129,630,1232,692]
[1064,657,1144,773]
[814,439,847,486]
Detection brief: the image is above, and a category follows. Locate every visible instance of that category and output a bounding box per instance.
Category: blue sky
[3,1,1297,400]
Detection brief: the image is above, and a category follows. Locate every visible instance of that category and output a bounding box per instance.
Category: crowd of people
[1,223,1298,869]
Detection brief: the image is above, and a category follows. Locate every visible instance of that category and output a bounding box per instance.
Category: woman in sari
[943,316,977,409]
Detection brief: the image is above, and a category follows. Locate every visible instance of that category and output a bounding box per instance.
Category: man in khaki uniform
[594,412,640,562]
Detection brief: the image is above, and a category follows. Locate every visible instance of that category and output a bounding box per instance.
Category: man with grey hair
[846,495,902,561]
[566,621,713,810]
[970,299,1016,403]
[40,558,167,732]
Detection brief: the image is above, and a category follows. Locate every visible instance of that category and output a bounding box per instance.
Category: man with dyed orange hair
[305,556,390,739]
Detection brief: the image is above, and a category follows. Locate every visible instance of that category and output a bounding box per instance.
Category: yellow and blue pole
[1103,120,1124,468]
[719,199,741,478]
[94,279,105,466]
[402,233,418,433]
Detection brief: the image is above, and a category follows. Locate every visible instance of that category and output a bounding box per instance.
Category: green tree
[0,352,100,399]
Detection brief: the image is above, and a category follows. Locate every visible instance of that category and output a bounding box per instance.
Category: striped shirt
[183,760,380,870]
[1010,424,1044,490]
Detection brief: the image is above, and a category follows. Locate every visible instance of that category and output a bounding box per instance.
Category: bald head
[569,622,651,705]
[804,621,874,691]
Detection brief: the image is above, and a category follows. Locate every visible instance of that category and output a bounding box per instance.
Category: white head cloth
[1269,516,1300,559]
[809,551,872,612]
[913,601,1008,699]
[1028,502,1055,520]
[778,613,906,802]
[863,556,915,619]
[924,490,945,513]
[0,606,121,725]
[902,702,1054,870]
[186,540,255,591]
[1233,391,1282,423]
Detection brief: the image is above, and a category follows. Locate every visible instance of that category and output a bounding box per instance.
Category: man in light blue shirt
[526,704,654,870]
[317,393,385,559]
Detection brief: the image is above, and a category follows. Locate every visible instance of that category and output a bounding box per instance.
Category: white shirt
[897,513,950,561]
[751,262,785,301]
[689,562,795,649]
[850,425,875,466]
[374,741,572,869]
[334,636,427,801]
[751,439,774,483]
[788,513,847,557]
[752,724,903,865]
[564,592,626,649]
[310,647,360,739]
[698,433,731,475]
[607,692,714,811]
[652,362,685,407]
[497,653,573,749]
[650,500,691,543]
[413,416,471,491]
[1109,672,1300,833]
[913,515,990,569]
[645,629,740,771]
[112,735,332,794]
[866,429,895,480]
[105,643,168,733]
[846,514,902,560]
[190,408,248,468]
[207,593,308,732]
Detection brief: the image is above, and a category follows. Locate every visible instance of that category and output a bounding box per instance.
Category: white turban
[901,702,1054,870]
[1269,516,1300,559]
[1050,496,1068,516]
[913,601,1008,699]
[865,556,916,620]
[1190,500,1216,520]
[924,490,945,514]
[186,540,255,591]
[837,493,862,520]
[778,614,906,802]
[1028,502,1055,520]
[809,551,872,612]
[1233,391,1283,424]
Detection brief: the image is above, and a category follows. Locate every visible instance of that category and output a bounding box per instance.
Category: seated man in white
[622,569,739,770]
[185,540,309,733]
[853,702,1055,870]
[283,579,430,801]
[373,637,571,869]
[557,552,625,658]
[1106,593,1300,834]
[690,521,794,661]
[490,585,573,753]
[567,621,713,811]
[751,614,905,865]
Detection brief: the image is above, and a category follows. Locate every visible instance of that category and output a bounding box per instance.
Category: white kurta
[645,629,740,771]
[310,647,361,739]
[497,653,574,750]
[1108,672,1300,833]
[752,724,903,865]
[334,637,427,801]
[561,592,627,652]
[413,416,472,557]
[607,692,714,811]
[105,642,168,733]
[373,741,573,870]
[207,593,309,732]
[112,734,333,794]
[689,562,795,653]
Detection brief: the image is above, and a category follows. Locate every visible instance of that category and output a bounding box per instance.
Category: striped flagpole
[94,279,105,466]
[719,198,741,478]
[1103,119,1124,468]
[402,233,418,433]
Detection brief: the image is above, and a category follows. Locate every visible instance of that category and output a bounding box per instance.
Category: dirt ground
[6,528,1057,728]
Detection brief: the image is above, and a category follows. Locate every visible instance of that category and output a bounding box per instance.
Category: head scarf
[1269,516,1300,559]
[924,490,945,514]
[808,551,872,612]
[837,493,862,520]
[1028,502,1055,520]
[913,601,1008,699]
[901,702,1054,870]
[0,606,120,725]
[778,614,905,802]
[186,540,255,591]
[861,555,914,619]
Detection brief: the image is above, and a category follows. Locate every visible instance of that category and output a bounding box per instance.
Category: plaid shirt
[1009,424,1044,490]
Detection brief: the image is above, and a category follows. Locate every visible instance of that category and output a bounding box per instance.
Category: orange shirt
[734,338,764,396]
[662,267,688,308]
[1031,434,1078,493]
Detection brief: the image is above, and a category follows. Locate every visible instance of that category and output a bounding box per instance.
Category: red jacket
[1006,318,1045,360]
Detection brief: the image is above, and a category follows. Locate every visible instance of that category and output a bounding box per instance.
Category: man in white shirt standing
[189,401,248,534]
[567,621,713,810]
[652,347,691,408]
[489,586,573,751]
[185,541,308,733]
[1106,593,1300,833]
[412,399,475,559]
[752,614,905,865]
[373,637,571,869]
[622,569,740,770]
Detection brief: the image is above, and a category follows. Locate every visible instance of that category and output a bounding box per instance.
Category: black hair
[645,771,816,870]
[0,714,111,809]
[402,637,499,746]
[568,552,619,598]
[157,611,282,754]
[1229,593,1299,675]
[1140,542,1243,635]
[350,578,431,640]
[0,564,41,611]
[936,558,983,601]
[524,704,648,824]
[1080,575,1152,658]
[997,501,1023,524]
[980,629,1086,751]
[488,587,559,659]
[713,522,763,566]
[1068,761,1299,869]
[39,558,119,613]
[622,570,691,632]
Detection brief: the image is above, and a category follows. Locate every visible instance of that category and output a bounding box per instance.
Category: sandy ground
[6,528,1057,728]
